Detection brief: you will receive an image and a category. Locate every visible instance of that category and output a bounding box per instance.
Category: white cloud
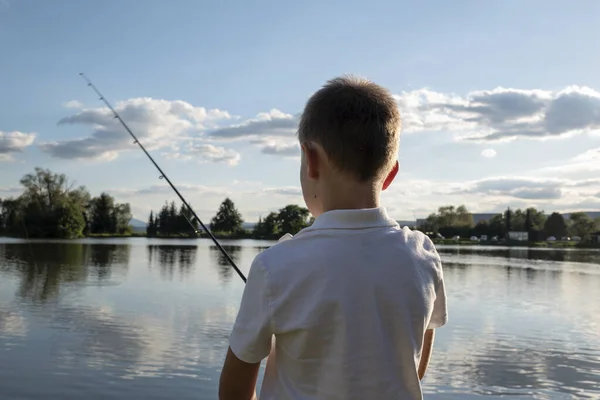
[259,141,300,157]
[63,100,84,109]
[532,147,600,177]
[163,143,240,166]
[30,83,600,164]
[40,98,232,161]
[0,131,36,162]
[207,109,298,140]
[397,85,600,142]
[481,148,497,158]
[198,84,600,157]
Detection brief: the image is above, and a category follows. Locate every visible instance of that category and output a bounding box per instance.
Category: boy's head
[298,75,401,216]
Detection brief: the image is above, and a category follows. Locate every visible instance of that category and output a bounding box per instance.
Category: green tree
[17,167,90,238]
[474,220,489,237]
[88,193,131,234]
[89,193,116,233]
[488,214,505,238]
[210,198,244,233]
[544,212,568,238]
[55,201,86,239]
[277,204,310,234]
[178,203,199,236]
[568,212,596,239]
[505,208,513,232]
[252,212,280,239]
[435,205,474,228]
[147,211,158,237]
[525,208,546,231]
[0,197,23,236]
[114,203,132,234]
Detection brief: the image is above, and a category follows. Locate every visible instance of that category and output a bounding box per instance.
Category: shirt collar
[305,207,399,231]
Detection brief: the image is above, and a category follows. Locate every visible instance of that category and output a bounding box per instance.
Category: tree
[525,208,546,231]
[568,212,596,239]
[54,201,86,239]
[178,203,199,235]
[114,203,132,234]
[252,212,280,239]
[505,208,513,233]
[420,205,474,234]
[487,214,505,238]
[88,193,132,235]
[210,198,243,233]
[544,212,568,238]
[15,167,90,238]
[89,193,116,234]
[0,197,23,236]
[147,211,158,237]
[157,202,171,235]
[474,220,489,237]
[19,167,90,210]
[277,204,310,234]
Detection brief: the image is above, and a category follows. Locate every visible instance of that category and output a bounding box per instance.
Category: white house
[508,231,528,241]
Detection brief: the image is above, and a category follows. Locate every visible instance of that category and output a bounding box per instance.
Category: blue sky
[2,0,600,222]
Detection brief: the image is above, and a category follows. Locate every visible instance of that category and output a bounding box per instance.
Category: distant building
[508,231,528,241]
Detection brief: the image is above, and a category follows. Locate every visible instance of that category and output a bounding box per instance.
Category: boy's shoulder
[255,226,441,268]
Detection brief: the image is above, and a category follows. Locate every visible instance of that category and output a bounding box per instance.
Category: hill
[130,218,147,228]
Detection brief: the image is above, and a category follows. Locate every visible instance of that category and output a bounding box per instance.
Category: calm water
[1,238,599,399]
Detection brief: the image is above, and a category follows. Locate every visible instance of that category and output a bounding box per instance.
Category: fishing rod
[78,73,247,283]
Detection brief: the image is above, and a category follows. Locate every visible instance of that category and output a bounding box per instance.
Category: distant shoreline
[431,239,600,249]
[83,233,600,249]
[3,233,598,249]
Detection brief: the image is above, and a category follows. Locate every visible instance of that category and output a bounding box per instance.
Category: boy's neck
[319,179,381,213]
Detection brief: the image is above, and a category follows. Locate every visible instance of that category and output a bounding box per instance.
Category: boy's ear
[382,160,399,191]
[301,142,320,180]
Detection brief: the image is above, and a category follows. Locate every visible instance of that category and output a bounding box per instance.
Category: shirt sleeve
[228,256,273,364]
[427,264,448,329]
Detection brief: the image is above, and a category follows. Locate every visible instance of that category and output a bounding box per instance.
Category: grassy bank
[431,239,600,249]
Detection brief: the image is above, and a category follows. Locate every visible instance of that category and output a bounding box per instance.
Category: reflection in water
[0,308,27,339]
[437,245,600,276]
[0,240,599,399]
[147,244,197,281]
[437,245,600,264]
[0,242,130,303]
[209,245,242,282]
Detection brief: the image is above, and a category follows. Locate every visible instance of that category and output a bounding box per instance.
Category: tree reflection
[209,245,242,282]
[146,244,197,281]
[436,246,600,264]
[0,242,131,304]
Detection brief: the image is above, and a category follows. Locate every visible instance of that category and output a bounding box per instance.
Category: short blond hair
[298,75,401,182]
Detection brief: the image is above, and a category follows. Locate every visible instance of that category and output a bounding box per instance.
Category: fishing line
[78,73,247,283]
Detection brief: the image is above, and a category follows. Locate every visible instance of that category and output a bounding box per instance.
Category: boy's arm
[219,347,261,400]
[418,329,435,380]
[419,241,448,380]
[219,257,273,400]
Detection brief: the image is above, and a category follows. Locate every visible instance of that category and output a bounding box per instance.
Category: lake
[1,238,599,399]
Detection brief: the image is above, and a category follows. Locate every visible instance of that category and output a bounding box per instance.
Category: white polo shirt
[228,207,448,400]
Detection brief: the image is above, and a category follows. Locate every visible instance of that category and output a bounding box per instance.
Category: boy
[219,76,448,400]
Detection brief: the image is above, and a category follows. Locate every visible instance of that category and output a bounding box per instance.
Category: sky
[2,0,600,223]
